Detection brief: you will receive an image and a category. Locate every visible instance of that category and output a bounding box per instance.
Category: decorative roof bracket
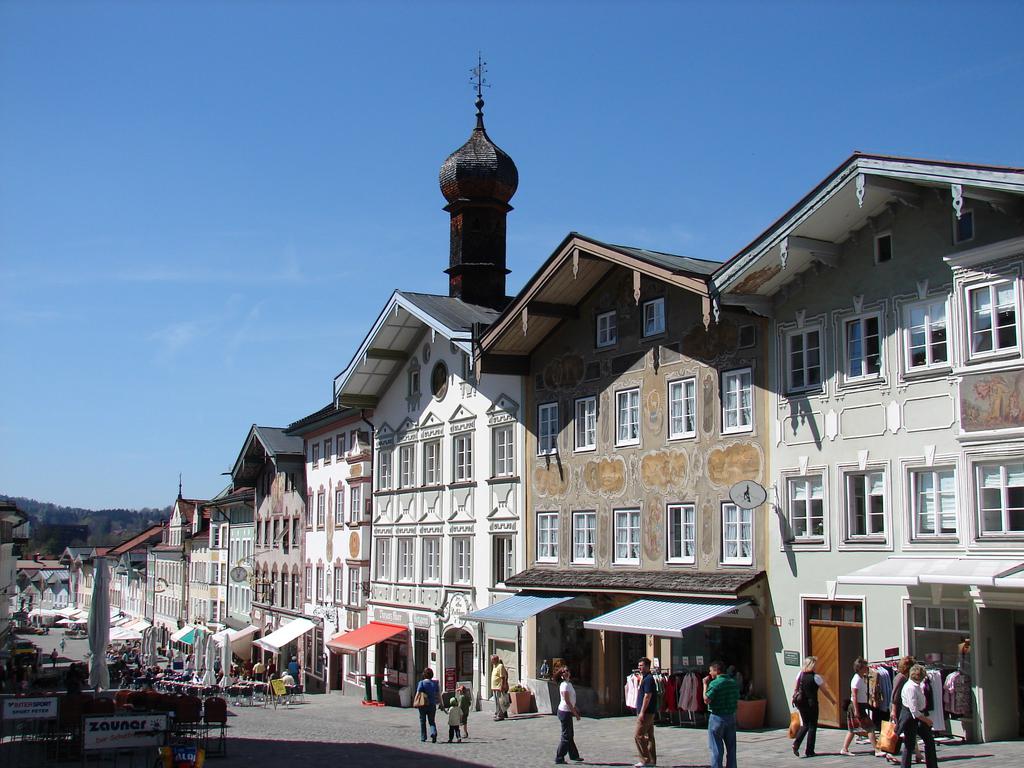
[521,306,528,336]
[633,270,641,305]
[951,183,964,220]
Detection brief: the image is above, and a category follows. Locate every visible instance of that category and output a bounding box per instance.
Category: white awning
[127,619,152,631]
[253,618,315,654]
[837,557,1024,587]
[583,598,749,638]
[463,594,574,625]
[212,625,259,648]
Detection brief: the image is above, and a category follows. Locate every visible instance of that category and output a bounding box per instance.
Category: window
[408,368,420,395]
[397,538,415,582]
[431,362,449,399]
[399,444,415,488]
[377,450,392,490]
[423,439,441,486]
[954,209,974,244]
[316,565,324,601]
[787,329,822,392]
[844,315,882,379]
[875,232,893,263]
[304,566,312,600]
[613,509,640,564]
[846,471,886,539]
[333,568,343,603]
[452,537,472,584]
[596,310,617,348]
[335,488,345,525]
[336,433,346,460]
[536,512,559,563]
[977,462,1024,535]
[910,604,970,667]
[788,476,825,540]
[574,397,597,451]
[323,438,332,465]
[643,297,665,337]
[348,566,362,607]
[422,537,441,583]
[911,469,957,537]
[905,299,948,370]
[375,538,391,581]
[722,369,753,433]
[210,525,220,548]
[350,484,363,523]
[312,443,320,468]
[492,425,515,477]
[538,403,559,455]
[616,388,640,446]
[668,379,696,439]
[316,492,325,527]
[968,281,1018,356]
[572,511,596,564]
[666,504,696,562]
[492,535,514,585]
[453,434,473,482]
[721,503,753,565]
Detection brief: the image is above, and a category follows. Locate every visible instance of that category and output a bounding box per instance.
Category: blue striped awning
[463,594,574,625]
[583,598,748,638]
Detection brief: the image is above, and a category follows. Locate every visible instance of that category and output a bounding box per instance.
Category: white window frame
[842,313,884,381]
[721,368,753,434]
[335,488,345,526]
[667,378,696,439]
[348,566,362,607]
[786,327,823,393]
[316,492,325,528]
[642,297,666,337]
[966,279,1019,360]
[492,535,514,586]
[397,537,415,583]
[492,424,515,478]
[536,512,559,563]
[423,439,441,486]
[349,483,363,523]
[615,388,641,446]
[452,537,472,584]
[975,461,1024,536]
[844,470,887,541]
[788,475,825,541]
[398,444,415,488]
[453,434,473,482]
[422,537,441,584]
[666,503,695,564]
[375,538,391,581]
[377,450,392,490]
[903,297,949,372]
[910,467,958,539]
[721,502,753,566]
[333,568,344,603]
[574,396,597,452]
[538,402,559,455]
[596,310,617,348]
[612,508,640,565]
[572,510,596,564]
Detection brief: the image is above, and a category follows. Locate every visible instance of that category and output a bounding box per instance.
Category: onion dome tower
[439,57,518,310]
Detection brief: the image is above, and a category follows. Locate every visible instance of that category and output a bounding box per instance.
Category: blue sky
[2,1,1022,509]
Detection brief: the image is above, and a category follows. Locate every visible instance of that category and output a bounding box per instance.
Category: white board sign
[83,714,168,751]
[2,697,58,720]
[729,480,767,510]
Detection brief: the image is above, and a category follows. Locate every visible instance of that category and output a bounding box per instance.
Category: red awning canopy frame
[326,621,407,653]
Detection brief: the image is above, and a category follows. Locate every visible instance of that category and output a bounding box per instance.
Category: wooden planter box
[736,698,766,729]
[508,690,533,715]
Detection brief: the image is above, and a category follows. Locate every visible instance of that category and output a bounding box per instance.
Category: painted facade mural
[961,371,1024,431]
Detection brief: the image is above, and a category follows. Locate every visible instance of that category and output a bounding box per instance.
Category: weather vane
[469,51,489,120]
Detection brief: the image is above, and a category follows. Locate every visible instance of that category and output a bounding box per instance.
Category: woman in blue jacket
[415,667,440,742]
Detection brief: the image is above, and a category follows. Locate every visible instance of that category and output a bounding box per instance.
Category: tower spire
[178,473,182,499]
[469,51,489,128]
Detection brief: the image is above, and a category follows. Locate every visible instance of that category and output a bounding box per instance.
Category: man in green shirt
[703,661,738,768]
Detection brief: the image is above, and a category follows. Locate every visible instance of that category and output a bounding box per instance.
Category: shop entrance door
[806,600,864,728]
[414,629,429,680]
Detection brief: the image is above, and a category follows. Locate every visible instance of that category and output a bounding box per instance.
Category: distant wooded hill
[1,494,169,556]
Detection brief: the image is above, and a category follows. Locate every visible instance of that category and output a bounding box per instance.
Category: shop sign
[412,614,431,629]
[444,667,457,692]
[375,608,409,626]
[83,714,168,751]
[783,650,801,666]
[3,696,58,720]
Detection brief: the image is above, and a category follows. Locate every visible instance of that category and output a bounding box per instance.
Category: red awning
[327,622,407,653]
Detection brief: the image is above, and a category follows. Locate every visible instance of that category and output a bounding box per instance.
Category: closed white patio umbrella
[87,557,111,690]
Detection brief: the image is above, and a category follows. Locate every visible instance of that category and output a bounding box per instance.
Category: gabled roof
[479,232,717,360]
[230,424,304,485]
[286,402,361,435]
[333,290,500,409]
[713,152,1024,301]
[173,498,205,525]
[107,524,164,556]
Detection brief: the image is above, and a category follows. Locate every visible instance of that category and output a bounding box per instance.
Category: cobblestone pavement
[218,692,1018,768]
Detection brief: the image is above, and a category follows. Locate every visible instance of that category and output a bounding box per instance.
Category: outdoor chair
[286,684,305,704]
[172,695,203,743]
[202,697,228,756]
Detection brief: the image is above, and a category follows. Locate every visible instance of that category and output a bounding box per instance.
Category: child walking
[447,699,464,742]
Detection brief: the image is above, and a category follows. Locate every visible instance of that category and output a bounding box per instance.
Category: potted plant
[507,683,533,715]
[736,693,766,729]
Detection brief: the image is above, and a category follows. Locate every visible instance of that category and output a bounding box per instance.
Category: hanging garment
[665,674,679,712]
[625,673,640,711]
[875,666,893,711]
[925,670,946,732]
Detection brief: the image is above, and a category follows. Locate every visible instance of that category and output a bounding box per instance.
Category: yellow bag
[788,711,802,739]
[878,720,899,754]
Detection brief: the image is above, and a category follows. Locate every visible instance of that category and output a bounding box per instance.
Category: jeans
[556,709,581,761]
[708,712,737,768]
[793,702,819,755]
[418,704,437,741]
[633,713,656,765]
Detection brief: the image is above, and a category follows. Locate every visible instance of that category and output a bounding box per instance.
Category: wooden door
[810,624,840,726]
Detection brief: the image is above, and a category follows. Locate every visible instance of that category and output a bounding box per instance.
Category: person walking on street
[50,648,59,668]
[446,698,463,743]
[490,654,509,721]
[791,655,836,758]
[454,684,472,739]
[554,666,584,765]
[633,656,657,768]
[898,665,938,768]
[841,658,881,756]
[890,656,924,765]
[415,667,440,742]
[59,637,66,655]
[704,660,739,768]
